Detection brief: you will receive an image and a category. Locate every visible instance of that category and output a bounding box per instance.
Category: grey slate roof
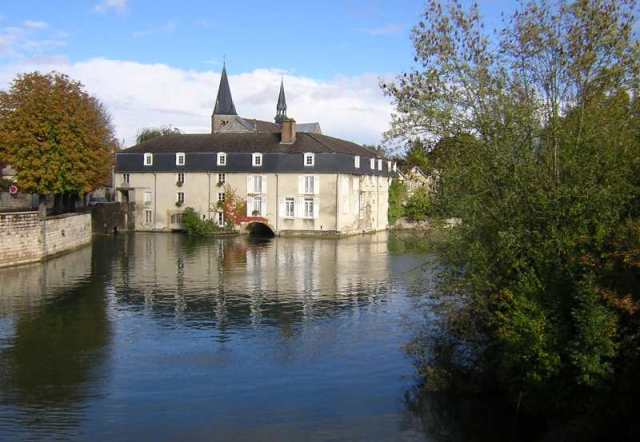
[212,65,237,116]
[123,132,381,158]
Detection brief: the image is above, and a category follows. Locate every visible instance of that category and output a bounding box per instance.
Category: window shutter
[313,198,320,219]
[247,196,254,216]
[313,175,320,194]
[247,176,254,194]
[298,176,304,194]
[295,196,304,218]
[262,175,267,194]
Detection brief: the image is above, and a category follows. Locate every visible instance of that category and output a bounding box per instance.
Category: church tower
[212,64,251,133]
[275,80,287,124]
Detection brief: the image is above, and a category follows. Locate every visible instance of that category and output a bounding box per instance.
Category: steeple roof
[213,64,237,116]
[275,79,287,123]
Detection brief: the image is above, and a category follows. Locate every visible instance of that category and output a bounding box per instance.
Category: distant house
[397,166,435,195]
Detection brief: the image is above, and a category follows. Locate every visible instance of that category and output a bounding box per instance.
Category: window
[143,191,152,206]
[304,197,314,219]
[217,211,224,227]
[177,192,184,204]
[304,152,315,167]
[253,175,263,193]
[387,160,392,171]
[370,158,375,169]
[393,162,397,172]
[252,196,262,215]
[144,153,153,166]
[252,153,262,167]
[217,152,227,166]
[378,159,383,171]
[171,213,184,224]
[218,192,225,203]
[176,152,185,166]
[177,172,184,184]
[354,156,360,169]
[122,173,130,184]
[145,209,152,224]
[304,176,315,194]
[218,173,225,185]
[285,197,295,218]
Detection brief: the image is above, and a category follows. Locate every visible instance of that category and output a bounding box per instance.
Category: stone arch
[246,222,275,237]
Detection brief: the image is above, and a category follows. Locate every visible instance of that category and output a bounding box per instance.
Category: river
[0,232,480,441]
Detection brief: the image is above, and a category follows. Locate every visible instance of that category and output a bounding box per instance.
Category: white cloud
[94,0,127,13]
[22,20,48,30]
[0,58,393,147]
[361,23,405,36]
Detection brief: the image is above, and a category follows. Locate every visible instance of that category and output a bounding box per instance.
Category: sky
[0,0,517,147]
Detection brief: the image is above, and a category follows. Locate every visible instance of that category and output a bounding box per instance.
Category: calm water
[0,232,467,441]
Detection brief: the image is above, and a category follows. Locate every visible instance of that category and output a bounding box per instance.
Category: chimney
[280,118,296,144]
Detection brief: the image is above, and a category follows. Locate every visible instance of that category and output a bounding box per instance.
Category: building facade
[115,66,393,235]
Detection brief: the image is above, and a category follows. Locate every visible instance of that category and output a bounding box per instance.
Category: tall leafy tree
[386,0,640,431]
[0,72,116,197]
[135,126,181,145]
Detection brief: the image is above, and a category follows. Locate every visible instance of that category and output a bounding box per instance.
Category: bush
[404,187,432,222]
[388,179,407,224]
[182,207,221,236]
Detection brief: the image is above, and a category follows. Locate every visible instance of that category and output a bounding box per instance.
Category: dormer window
[144,153,153,166]
[387,160,392,171]
[354,156,360,168]
[304,153,315,167]
[378,159,383,171]
[176,152,185,166]
[252,153,262,167]
[217,152,227,166]
[370,158,375,169]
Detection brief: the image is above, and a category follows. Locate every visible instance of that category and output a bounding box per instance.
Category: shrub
[182,207,221,236]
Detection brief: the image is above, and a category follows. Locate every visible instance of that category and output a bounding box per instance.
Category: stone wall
[0,211,92,268]
[0,192,37,211]
[91,202,136,235]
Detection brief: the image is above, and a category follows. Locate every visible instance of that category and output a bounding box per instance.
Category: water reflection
[0,232,445,441]
[0,244,112,439]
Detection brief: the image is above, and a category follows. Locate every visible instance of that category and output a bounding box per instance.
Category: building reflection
[0,243,112,438]
[110,233,392,339]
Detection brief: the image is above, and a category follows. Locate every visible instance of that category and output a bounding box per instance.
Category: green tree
[136,126,181,145]
[0,72,116,200]
[388,179,407,224]
[385,0,640,428]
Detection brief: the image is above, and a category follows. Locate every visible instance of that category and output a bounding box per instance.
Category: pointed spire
[213,63,237,116]
[275,79,287,124]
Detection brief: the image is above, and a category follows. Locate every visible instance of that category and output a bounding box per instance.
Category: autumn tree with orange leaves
[0,72,116,204]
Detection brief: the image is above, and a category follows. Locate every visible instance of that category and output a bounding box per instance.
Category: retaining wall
[0,211,92,268]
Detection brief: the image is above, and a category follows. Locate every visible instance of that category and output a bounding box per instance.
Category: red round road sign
[8,184,18,195]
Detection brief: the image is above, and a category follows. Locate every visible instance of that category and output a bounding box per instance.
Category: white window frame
[378,159,383,171]
[177,172,184,184]
[144,153,153,166]
[143,191,152,206]
[177,192,184,204]
[304,152,315,167]
[252,153,263,167]
[217,152,227,166]
[254,175,263,193]
[354,156,360,169]
[176,152,185,166]
[304,175,315,194]
[370,158,375,169]
[144,209,153,224]
[252,195,262,215]
[285,197,295,218]
[218,173,225,185]
[304,197,314,219]
[217,192,225,203]
[217,211,224,227]
[387,160,392,171]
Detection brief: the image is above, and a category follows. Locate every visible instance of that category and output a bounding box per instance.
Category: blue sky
[0,0,518,145]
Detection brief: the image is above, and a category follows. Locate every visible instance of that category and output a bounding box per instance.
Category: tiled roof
[123,132,381,158]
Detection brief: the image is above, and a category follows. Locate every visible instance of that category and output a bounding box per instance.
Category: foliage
[0,72,116,195]
[221,184,246,228]
[0,177,11,191]
[136,126,181,144]
[182,207,222,236]
[403,187,433,222]
[385,0,640,426]
[388,179,407,224]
